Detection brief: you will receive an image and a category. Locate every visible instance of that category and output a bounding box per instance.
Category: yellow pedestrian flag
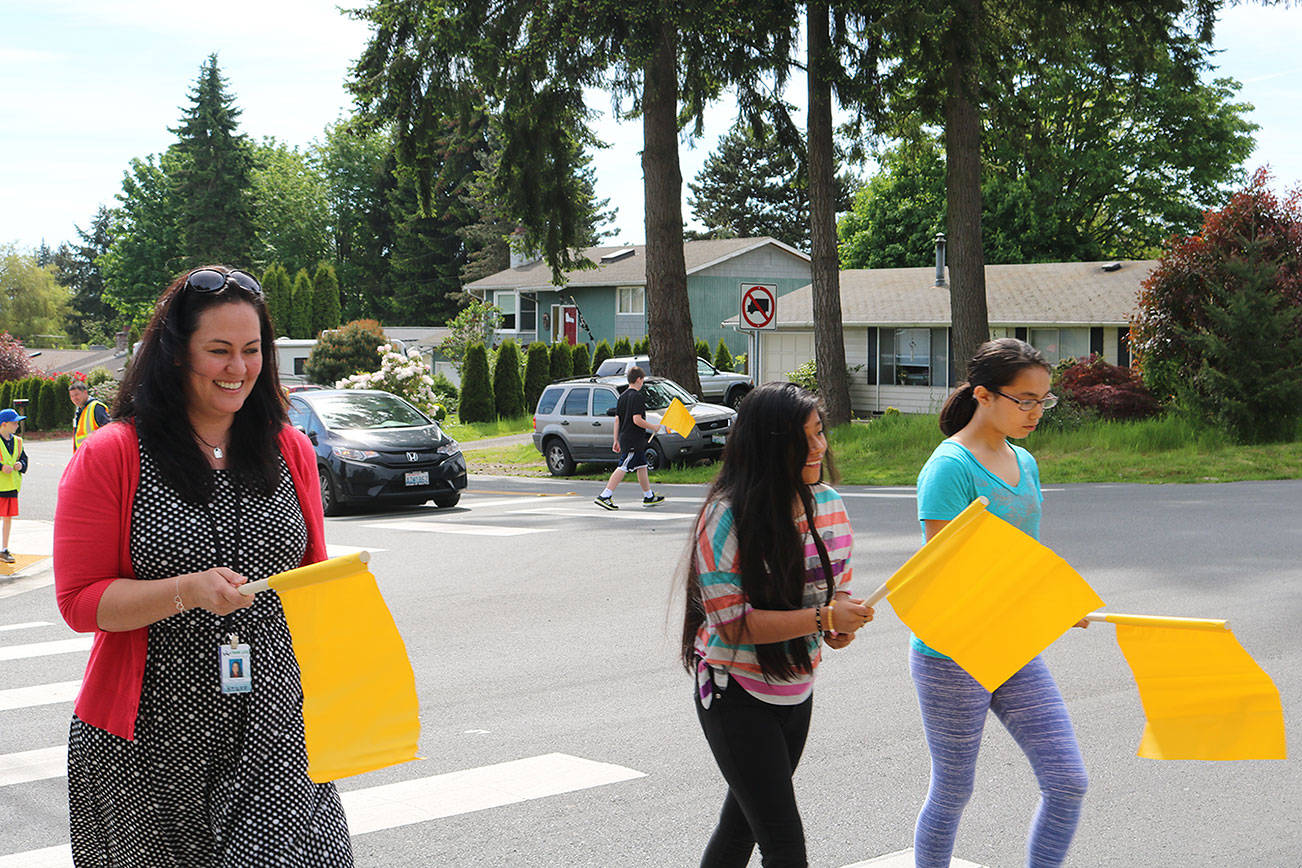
[661,397,697,439]
[1086,612,1286,760]
[866,497,1103,691]
[241,551,420,781]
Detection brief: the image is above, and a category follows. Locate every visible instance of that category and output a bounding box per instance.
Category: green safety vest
[0,435,22,494]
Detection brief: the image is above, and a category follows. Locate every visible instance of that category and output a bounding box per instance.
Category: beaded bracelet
[813,605,823,634]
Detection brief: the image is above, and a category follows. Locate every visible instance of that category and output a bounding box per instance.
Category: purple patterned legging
[911,649,1088,868]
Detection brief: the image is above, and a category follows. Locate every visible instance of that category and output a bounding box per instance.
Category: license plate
[404,471,429,487]
[711,434,728,445]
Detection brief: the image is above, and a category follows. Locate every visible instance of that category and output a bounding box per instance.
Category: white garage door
[760,331,814,384]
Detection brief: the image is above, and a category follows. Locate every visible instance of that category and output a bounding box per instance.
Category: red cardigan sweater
[54,421,327,740]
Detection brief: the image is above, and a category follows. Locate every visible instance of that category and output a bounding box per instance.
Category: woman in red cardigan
[54,267,353,866]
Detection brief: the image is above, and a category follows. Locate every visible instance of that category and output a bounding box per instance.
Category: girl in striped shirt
[680,381,874,867]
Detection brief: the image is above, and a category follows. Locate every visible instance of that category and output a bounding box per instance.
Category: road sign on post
[740,283,777,330]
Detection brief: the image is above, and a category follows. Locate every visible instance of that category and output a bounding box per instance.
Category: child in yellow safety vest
[0,408,29,564]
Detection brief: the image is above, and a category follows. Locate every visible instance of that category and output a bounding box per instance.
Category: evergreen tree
[312,262,342,336]
[0,382,10,410]
[52,206,117,344]
[694,338,711,361]
[290,269,314,338]
[25,377,41,428]
[571,342,591,378]
[613,337,633,356]
[492,339,526,418]
[523,341,552,410]
[549,342,573,381]
[100,150,187,329]
[261,264,292,337]
[39,378,65,430]
[633,336,650,355]
[714,339,734,372]
[169,54,255,268]
[591,339,612,373]
[459,343,495,422]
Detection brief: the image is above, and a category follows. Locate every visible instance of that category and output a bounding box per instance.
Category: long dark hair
[114,266,287,502]
[680,382,838,681]
[938,338,1051,436]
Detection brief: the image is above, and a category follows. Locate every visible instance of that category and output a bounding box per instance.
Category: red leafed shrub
[0,332,34,382]
[1056,354,1159,421]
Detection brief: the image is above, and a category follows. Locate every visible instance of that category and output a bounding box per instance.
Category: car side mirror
[294,425,308,435]
[605,408,618,416]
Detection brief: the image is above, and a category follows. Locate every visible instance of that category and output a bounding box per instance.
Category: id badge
[219,637,252,694]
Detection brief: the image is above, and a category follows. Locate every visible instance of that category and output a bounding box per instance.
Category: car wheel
[318,466,343,516]
[644,442,664,471]
[432,491,461,508]
[726,385,751,409]
[544,437,576,476]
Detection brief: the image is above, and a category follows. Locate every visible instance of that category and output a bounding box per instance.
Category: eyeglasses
[993,390,1058,411]
[184,269,263,297]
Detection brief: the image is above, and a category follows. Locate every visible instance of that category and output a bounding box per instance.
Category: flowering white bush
[336,345,446,421]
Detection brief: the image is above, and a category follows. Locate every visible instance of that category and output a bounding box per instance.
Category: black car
[286,389,467,515]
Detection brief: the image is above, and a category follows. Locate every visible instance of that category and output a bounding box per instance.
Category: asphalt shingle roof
[464,237,809,290]
[732,260,1156,327]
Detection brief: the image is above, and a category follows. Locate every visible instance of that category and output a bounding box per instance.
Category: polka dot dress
[67,444,354,867]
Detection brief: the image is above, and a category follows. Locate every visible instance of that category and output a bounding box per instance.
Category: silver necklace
[194,431,227,460]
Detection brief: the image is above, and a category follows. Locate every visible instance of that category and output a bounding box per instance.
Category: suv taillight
[532,415,536,431]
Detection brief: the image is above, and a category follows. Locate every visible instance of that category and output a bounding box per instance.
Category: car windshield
[310,392,435,430]
[641,379,697,410]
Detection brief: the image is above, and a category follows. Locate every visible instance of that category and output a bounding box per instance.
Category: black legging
[695,678,813,867]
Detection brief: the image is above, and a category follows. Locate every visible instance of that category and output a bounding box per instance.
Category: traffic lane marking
[0,622,54,633]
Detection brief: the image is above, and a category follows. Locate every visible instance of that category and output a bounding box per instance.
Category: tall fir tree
[170,54,256,268]
[261,264,292,337]
[290,268,314,338]
[312,262,342,336]
[52,206,117,344]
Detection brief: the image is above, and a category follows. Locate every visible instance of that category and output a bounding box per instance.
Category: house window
[878,327,948,387]
[617,286,644,315]
[496,292,517,331]
[519,295,537,332]
[1059,328,1090,364]
[293,357,306,375]
[1029,328,1060,364]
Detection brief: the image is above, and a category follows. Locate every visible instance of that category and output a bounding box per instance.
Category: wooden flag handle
[240,550,371,596]
[1084,611,1230,631]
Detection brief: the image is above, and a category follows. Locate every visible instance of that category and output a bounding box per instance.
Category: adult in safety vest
[0,407,28,564]
[69,381,110,452]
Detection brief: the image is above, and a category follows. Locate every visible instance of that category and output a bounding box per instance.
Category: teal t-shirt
[911,439,1043,659]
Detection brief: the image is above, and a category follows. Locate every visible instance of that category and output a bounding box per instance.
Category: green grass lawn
[441,415,533,442]
[462,412,1302,485]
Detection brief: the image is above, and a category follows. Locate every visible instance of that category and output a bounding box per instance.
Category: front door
[562,306,578,345]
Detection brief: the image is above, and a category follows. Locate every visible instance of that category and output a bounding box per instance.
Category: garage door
[760,331,814,383]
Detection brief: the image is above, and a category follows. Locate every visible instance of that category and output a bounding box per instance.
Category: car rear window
[536,386,564,414]
[594,360,624,377]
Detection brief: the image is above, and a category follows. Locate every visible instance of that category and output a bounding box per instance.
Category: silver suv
[592,356,753,408]
[532,376,736,476]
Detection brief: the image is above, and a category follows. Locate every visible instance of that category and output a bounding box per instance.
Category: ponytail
[939,382,977,436]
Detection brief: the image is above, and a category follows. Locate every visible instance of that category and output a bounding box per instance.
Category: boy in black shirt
[595,367,665,509]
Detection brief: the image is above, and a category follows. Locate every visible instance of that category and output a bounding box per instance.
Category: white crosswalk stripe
[0,680,82,712]
[0,752,646,866]
[0,637,93,662]
[0,746,65,787]
[0,621,54,633]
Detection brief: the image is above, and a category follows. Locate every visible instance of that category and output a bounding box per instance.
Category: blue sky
[3,2,1300,254]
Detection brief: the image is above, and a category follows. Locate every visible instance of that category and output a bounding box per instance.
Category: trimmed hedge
[459,343,495,422]
[492,339,526,419]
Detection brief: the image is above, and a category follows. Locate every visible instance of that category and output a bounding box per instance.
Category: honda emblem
[406,451,420,462]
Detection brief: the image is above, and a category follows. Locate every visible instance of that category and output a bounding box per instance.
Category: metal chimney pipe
[934,232,947,286]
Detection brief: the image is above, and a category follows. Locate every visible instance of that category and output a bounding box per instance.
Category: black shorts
[617,446,649,472]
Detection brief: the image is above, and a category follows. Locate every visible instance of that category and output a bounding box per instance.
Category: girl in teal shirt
[912,339,1088,867]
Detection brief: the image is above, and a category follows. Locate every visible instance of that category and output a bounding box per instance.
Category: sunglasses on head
[183,269,263,297]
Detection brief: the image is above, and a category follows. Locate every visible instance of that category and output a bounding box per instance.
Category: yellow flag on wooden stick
[242,551,421,781]
[1087,612,1286,760]
[866,497,1103,691]
[660,398,697,439]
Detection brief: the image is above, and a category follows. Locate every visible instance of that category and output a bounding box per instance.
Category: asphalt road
[2,437,1299,867]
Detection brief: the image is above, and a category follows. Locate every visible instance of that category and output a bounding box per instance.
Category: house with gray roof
[730,258,1154,416]
[463,237,810,356]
